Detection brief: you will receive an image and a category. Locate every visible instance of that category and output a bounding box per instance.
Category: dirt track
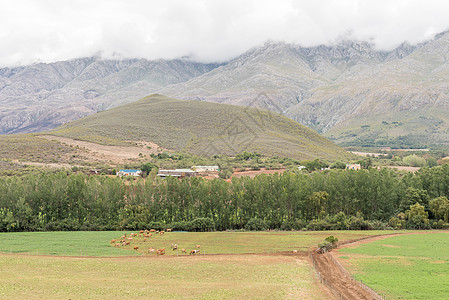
[311,251,376,300]
[310,234,406,300]
[311,232,449,299]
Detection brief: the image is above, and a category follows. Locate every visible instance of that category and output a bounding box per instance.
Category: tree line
[1,165,449,232]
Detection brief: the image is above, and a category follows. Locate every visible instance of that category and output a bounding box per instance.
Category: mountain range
[2,31,449,148]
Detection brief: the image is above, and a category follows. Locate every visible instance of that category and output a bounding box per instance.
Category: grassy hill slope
[50,94,351,160]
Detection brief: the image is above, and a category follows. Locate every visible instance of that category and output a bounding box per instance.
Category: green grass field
[0,230,393,257]
[339,232,449,300]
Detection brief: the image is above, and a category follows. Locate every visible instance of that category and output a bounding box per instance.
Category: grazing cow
[143,238,147,242]
[160,231,165,235]
[190,250,200,255]
[195,245,201,249]
[134,246,139,251]
[125,241,130,245]
[115,243,120,247]
[150,229,156,232]
[122,242,127,246]
[128,237,133,241]
[182,249,187,254]
[139,230,144,234]
[173,244,178,251]
[166,228,172,232]
[148,248,155,254]
[110,239,116,244]
[156,248,165,255]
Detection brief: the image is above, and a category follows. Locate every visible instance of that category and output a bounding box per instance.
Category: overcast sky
[1,0,449,67]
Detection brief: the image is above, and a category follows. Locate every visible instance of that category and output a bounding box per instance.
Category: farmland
[338,232,449,299]
[0,230,390,257]
[0,230,398,299]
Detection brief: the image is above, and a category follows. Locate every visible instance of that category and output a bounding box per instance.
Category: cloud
[1,0,449,67]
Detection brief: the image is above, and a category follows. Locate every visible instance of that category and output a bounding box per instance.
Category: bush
[318,236,339,252]
[280,219,307,231]
[189,217,215,232]
[403,155,426,167]
[147,222,165,231]
[307,219,333,231]
[245,218,268,231]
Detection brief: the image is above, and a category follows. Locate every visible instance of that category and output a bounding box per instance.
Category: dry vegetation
[49,94,352,161]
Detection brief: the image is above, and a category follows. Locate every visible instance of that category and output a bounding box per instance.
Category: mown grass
[0,230,396,257]
[339,232,449,299]
[0,253,324,299]
[50,94,352,161]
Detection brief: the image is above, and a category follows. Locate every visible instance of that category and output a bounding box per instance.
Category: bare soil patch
[230,168,287,179]
[42,135,164,164]
[384,165,421,172]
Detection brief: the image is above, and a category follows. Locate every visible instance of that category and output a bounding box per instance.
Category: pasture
[0,230,403,299]
[338,232,449,299]
[0,230,393,257]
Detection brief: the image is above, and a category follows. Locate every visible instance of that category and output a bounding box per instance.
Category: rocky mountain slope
[161,32,449,148]
[2,31,449,148]
[0,58,219,134]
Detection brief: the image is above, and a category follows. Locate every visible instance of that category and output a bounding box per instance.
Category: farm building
[157,169,197,178]
[191,166,220,172]
[346,164,361,170]
[117,169,142,177]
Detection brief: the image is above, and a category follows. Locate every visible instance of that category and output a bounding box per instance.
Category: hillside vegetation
[50,94,351,161]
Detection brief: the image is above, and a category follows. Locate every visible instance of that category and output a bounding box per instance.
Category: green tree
[400,187,430,212]
[430,196,449,222]
[405,203,429,229]
[403,155,426,167]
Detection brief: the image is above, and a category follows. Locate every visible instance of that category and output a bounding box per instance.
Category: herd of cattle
[110,229,201,256]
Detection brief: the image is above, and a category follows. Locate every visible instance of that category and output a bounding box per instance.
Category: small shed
[117,169,142,177]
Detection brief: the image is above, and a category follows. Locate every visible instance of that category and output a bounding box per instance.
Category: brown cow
[182,249,187,254]
[156,249,165,255]
[190,250,200,255]
[150,229,156,232]
[134,246,139,251]
[110,239,116,244]
[195,245,201,249]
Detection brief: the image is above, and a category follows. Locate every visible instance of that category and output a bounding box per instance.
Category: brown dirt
[42,135,165,164]
[384,165,421,172]
[230,168,287,179]
[311,251,376,300]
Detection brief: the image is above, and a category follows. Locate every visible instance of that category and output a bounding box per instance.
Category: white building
[117,169,142,177]
[191,166,220,172]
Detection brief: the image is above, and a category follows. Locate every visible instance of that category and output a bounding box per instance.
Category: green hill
[50,94,351,160]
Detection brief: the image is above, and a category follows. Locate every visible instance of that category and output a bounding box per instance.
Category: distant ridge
[50,94,351,160]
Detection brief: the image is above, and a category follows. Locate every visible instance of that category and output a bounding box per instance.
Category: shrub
[189,217,215,232]
[245,218,268,231]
